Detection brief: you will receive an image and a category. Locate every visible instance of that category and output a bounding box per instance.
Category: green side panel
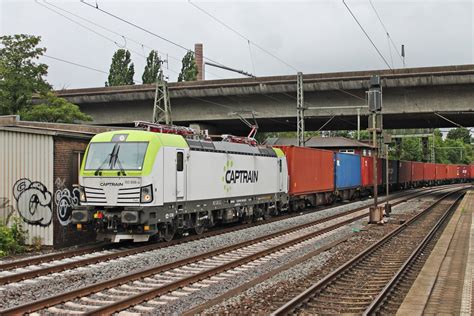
[272,147,285,158]
[81,130,188,177]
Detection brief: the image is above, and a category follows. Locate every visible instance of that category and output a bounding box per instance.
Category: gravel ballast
[0,190,431,310]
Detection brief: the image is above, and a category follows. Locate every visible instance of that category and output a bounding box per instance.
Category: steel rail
[0,186,446,315]
[271,187,467,316]
[0,186,435,285]
[87,211,373,315]
[0,242,108,270]
[363,190,467,315]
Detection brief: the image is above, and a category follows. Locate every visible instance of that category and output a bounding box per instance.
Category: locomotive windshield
[84,142,149,171]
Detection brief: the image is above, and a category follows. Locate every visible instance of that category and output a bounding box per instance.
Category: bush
[0,217,27,256]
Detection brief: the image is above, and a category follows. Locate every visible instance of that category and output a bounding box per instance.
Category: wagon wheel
[262,207,271,220]
[194,223,205,235]
[162,223,175,242]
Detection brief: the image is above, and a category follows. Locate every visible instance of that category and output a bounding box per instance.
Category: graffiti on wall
[13,178,53,227]
[54,178,80,226]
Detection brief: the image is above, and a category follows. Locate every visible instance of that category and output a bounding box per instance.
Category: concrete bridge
[57,64,474,135]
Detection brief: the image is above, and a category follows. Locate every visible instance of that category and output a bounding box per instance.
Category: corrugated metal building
[0,116,117,247]
[0,130,54,244]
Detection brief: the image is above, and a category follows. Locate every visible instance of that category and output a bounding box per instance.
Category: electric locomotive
[72,123,289,242]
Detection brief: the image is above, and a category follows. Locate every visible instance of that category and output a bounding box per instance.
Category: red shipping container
[447,165,458,179]
[412,162,424,182]
[399,161,412,184]
[277,146,335,196]
[459,165,469,179]
[435,164,447,181]
[470,165,474,179]
[423,163,436,181]
[360,156,383,187]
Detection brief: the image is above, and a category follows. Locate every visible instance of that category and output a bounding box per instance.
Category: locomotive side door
[278,158,284,191]
[176,150,185,200]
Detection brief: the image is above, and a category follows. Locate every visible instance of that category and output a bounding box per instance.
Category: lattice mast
[152,70,172,125]
[296,72,305,147]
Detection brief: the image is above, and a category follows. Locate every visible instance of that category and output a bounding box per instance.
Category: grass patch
[0,217,28,257]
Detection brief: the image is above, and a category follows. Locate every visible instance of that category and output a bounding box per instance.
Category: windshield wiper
[94,153,112,176]
[94,143,118,176]
[113,146,127,176]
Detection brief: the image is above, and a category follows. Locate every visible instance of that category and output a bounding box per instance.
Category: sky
[1,0,473,89]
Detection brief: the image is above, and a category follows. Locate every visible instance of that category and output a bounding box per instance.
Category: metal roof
[0,115,124,139]
[265,136,374,149]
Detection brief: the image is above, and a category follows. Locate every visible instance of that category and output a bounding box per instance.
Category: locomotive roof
[186,138,278,157]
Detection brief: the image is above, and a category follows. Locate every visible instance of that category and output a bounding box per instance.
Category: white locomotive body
[72,130,288,242]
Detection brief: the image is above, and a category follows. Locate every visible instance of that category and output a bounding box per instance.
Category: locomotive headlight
[140,184,153,203]
[79,186,86,203]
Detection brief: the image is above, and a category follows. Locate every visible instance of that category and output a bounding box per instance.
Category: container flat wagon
[360,156,383,194]
[411,161,424,186]
[381,159,398,188]
[459,165,469,181]
[399,161,412,188]
[423,163,436,185]
[435,163,448,183]
[335,152,361,200]
[277,146,335,209]
[447,164,459,181]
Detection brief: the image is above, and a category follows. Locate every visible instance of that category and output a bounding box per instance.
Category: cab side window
[177,152,184,171]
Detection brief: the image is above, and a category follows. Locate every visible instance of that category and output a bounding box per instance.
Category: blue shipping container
[335,152,361,189]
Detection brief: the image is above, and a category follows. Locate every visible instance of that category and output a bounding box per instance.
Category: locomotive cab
[71,130,188,242]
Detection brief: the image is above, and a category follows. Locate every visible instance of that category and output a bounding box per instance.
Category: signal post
[367,75,385,224]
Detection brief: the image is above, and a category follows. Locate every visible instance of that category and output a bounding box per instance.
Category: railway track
[271,187,466,315]
[0,186,442,286]
[0,186,455,315]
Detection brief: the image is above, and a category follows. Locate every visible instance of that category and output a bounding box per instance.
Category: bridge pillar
[189,123,217,136]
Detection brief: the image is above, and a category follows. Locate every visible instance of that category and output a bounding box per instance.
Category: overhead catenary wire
[42,54,107,74]
[342,0,392,70]
[188,0,300,73]
[368,0,404,64]
[43,0,171,60]
[80,0,249,76]
[40,0,226,80]
[37,1,218,81]
[36,0,128,50]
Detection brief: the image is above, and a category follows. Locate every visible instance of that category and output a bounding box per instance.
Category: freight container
[446,165,458,180]
[435,164,447,181]
[382,159,399,185]
[276,146,335,196]
[459,165,469,180]
[423,163,436,182]
[399,161,412,186]
[335,153,361,190]
[470,164,474,179]
[360,156,383,187]
[412,162,424,183]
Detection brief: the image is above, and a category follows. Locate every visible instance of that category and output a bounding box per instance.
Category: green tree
[0,34,90,123]
[106,49,135,86]
[447,127,471,144]
[142,50,162,84]
[400,137,423,161]
[178,51,198,82]
[0,34,50,115]
[21,92,92,123]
